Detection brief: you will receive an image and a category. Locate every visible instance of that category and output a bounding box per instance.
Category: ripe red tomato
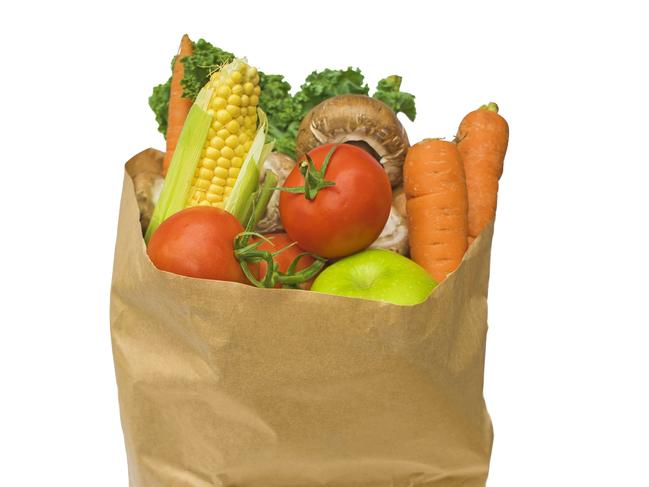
[254,233,317,289]
[147,206,248,283]
[279,143,392,259]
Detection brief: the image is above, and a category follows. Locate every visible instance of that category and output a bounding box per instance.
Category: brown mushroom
[255,152,297,233]
[296,94,410,187]
[370,187,410,255]
[125,148,165,234]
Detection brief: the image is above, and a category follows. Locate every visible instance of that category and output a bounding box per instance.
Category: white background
[1,1,647,485]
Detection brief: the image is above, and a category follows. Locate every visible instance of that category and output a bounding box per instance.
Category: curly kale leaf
[373,75,416,121]
[149,78,171,136]
[294,67,369,115]
[180,39,234,100]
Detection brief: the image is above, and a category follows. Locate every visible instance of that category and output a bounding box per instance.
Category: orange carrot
[404,139,468,282]
[162,34,194,176]
[456,102,509,244]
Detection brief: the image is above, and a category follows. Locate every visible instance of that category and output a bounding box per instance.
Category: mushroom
[296,94,410,187]
[255,152,297,233]
[370,188,410,255]
[125,148,165,234]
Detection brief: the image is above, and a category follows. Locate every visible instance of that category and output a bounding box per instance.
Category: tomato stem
[273,145,338,200]
[234,232,326,289]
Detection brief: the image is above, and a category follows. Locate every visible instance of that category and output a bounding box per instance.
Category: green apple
[311,249,437,305]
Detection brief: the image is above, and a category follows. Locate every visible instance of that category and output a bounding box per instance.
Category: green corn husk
[144,87,213,242]
[225,108,274,223]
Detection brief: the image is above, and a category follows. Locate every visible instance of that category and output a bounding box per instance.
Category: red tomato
[147,206,248,283]
[254,233,317,289]
[279,143,392,259]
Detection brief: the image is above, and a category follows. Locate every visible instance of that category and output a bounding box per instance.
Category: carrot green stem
[479,102,499,113]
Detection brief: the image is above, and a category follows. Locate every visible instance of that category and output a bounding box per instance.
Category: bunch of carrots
[404,102,509,283]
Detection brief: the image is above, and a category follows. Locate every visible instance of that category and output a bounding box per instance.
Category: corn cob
[186,59,261,209]
[145,59,271,242]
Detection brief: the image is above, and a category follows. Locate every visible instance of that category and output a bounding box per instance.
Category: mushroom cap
[296,94,409,187]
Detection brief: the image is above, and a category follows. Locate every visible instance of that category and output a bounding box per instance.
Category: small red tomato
[254,233,318,289]
[279,143,392,259]
[147,206,248,283]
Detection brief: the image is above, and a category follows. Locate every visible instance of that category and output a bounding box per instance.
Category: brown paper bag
[111,149,494,487]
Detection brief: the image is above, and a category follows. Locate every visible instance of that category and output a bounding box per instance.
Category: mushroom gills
[370,204,409,256]
[310,127,385,164]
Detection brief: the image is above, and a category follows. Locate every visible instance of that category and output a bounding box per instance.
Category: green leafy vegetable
[294,68,369,114]
[149,41,417,157]
[373,75,417,121]
[180,39,234,100]
[149,78,171,135]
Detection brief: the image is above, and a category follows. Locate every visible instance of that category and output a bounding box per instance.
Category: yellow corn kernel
[225,134,239,149]
[241,95,250,107]
[231,83,243,95]
[234,145,246,157]
[201,157,217,170]
[206,192,223,203]
[205,147,220,160]
[198,167,213,180]
[229,167,240,178]
[217,128,230,139]
[221,146,235,159]
[224,186,233,196]
[231,157,243,168]
[231,71,243,83]
[224,120,238,134]
[217,157,230,168]
[226,104,241,118]
[195,179,210,191]
[243,82,254,95]
[212,176,226,186]
[208,184,224,195]
[210,136,225,150]
[211,97,227,110]
[249,94,259,106]
[226,177,237,187]
[214,167,229,179]
[214,202,225,209]
[216,109,232,124]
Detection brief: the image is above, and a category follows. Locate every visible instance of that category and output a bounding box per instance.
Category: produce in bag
[111,34,511,487]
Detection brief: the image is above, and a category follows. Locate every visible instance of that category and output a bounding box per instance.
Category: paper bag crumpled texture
[111,149,494,487]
